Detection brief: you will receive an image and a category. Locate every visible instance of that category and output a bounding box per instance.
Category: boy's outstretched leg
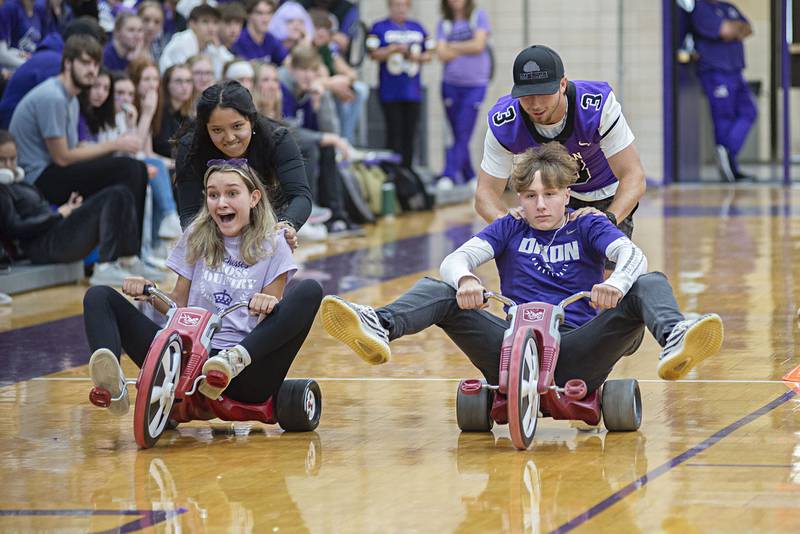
[658,314,724,380]
[321,296,391,365]
[88,348,130,416]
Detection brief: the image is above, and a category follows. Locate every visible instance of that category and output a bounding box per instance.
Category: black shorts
[568,196,637,270]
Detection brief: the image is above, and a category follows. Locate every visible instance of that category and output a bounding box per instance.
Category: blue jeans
[441,82,487,184]
[336,80,369,144]
[143,157,177,245]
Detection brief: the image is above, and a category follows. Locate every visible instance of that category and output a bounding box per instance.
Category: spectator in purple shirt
[691,0,756,182]
[103,12,145,72]
[435,0,491,190]
[232,0,288,65]
[0,0,53,55]
[219,2,247,51]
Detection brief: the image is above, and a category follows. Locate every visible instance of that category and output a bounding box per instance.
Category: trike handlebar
[558,291,592,309]
[483,290,592,310]
[143,285,250,318]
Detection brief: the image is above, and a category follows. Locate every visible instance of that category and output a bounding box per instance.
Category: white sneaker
[297,222,328,241]
[716,145,736,183]
[89,262,135,286]
[0,293,11,305]
[321,295,391,365]
[199,345,252,399]
[658,314,724,380]
[436,176,455,191]
[89,348,130,416]
[158,212,183,239]
[308,205,333,225]
[121,256,165,282]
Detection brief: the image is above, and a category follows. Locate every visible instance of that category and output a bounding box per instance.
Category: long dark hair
[441,0,475,21]
[79,66,116,135]
[184,80,280,197]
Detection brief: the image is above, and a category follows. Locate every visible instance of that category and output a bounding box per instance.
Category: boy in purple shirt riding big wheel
[320,143,723,401]
[475,45,646,272]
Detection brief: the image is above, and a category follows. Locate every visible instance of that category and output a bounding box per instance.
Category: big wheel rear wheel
[508,330,540,450]
[134,332,182,449]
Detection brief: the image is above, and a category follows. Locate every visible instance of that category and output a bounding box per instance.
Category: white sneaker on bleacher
[89,262,135,286]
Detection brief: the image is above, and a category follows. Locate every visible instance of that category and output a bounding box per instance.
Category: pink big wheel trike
[89,286,322,449]
[456,291,642,450]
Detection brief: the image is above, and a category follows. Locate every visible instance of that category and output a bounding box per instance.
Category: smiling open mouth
[220,214,235,223]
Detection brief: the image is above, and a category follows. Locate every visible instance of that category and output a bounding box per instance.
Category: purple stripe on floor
[0,508,187,533]
[548,390,796,534]
[0,224,477,386]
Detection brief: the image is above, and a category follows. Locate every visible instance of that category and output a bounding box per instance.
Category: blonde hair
[186,163,277,268]
[254,62,282,120]
[511,143,579,192]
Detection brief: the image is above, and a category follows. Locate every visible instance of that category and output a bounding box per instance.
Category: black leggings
[23,185,139,264]
[82,279,324,403]
[36,156,148,247]
[380,100,421,169]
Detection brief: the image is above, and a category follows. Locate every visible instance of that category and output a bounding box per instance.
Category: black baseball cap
[511,45,564,98]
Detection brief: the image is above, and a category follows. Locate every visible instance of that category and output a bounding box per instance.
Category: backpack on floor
[338,165,376,224]
[379,162,434,212]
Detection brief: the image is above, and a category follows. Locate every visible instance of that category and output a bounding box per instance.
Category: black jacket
[174,116,312,230]
[0,182,61,241]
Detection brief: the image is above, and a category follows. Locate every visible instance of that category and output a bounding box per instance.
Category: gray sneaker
[658,314,724,380]
[89,348,130,416]
[122,256,165,282]
[199,346,251,399]
[321,295,391,364]
[89,262,134,286]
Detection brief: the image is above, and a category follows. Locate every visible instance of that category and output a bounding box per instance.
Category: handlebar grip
[142,284,155,296]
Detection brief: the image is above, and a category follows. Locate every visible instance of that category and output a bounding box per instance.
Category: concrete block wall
[358,0,664,180]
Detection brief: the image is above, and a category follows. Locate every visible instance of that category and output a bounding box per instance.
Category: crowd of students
[0,0,495,295]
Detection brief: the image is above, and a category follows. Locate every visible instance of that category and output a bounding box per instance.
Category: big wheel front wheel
[134,332,182,449]
[508,330,540,450]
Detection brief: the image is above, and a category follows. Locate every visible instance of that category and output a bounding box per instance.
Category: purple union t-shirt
[166,229,298,349]
[476,211,624,328]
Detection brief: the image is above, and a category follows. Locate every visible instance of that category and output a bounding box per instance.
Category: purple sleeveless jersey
[487,80,617,194]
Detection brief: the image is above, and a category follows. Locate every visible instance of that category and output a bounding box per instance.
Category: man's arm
[44,134,139,167]
[719,19,752,41]
[475,128,515,223]
[475,168,510,223]
[605,143,646,222]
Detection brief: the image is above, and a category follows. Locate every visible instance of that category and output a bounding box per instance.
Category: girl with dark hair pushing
[174,80,312,249]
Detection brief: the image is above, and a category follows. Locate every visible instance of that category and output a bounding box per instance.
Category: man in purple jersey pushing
[319,143,723,397]
[474,45,647,268]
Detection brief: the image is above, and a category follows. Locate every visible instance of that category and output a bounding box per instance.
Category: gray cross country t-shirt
[9,76,79,183]
[166,229,298,349]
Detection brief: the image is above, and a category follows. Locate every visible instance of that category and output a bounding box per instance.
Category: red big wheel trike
[89,286,322,449]
[456,291,642,450]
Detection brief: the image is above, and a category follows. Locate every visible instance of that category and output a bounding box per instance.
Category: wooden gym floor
[1,185,799,533]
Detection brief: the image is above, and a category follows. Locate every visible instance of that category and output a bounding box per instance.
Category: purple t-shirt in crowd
[487,80,618,195]
[102,42,129,72]
[436,9,491,87]
[368,17,429,102]
[691,0,747,72]
[476,211,624,328]
[232,29,288,64]
[0,0,50,54]
[166,229,298,349]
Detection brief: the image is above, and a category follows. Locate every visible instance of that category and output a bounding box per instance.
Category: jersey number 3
[580,93,603,111]
[492,106,516,126]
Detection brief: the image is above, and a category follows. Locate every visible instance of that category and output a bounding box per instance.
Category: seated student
[137,1,166,61]
[153,63,193,158]
[0,17,106,129]
[219,2,247,52]
[232,0,288,65]
[78,66,115,143]
[309,7,368,144]
[0,130,141,286]
[83,162,323,415]
[321,143,724,399]
[223,59,256,93]
[0,0,58,57]
[159,4,233,79]
[102,12,144,72]
[279,45,360,236]
[269,1,315,51]
[8,34,160,281]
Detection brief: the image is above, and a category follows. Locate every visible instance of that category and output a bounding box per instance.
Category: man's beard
[71,65,94,90]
